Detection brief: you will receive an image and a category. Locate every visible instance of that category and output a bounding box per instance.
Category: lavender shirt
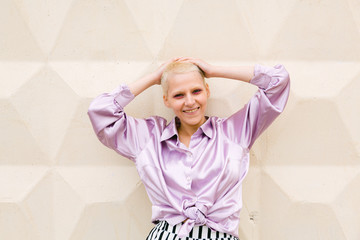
[88,64,290,238]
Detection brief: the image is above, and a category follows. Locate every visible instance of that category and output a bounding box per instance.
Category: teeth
[184,108,198,113]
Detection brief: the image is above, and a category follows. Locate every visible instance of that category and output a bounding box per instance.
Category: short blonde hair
[161,62,205,96]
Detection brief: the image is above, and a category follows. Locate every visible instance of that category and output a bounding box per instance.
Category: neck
[177,117,206,138]
[178,125,198,138]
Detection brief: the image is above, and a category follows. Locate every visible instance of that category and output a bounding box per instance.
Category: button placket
[186,151,193,163]
[184,151,193,189]
[185,168,192,189]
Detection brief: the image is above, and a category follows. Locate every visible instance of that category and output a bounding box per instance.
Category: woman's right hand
[152,57,183,85]
[129,57,182,96]
[176,57,216,78]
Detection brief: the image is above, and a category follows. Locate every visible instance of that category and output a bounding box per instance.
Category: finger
[180,59,199,65]
[161,57,180,67]
[167,57,181,63]
[178,57,195,61]
[173,57,183,61]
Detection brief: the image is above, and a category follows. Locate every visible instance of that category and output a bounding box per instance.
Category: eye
[193,89,202,94]
[173,94,183,98]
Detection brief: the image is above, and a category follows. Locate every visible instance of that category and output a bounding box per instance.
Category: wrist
[209,65,223,78]
[146,71,161,86]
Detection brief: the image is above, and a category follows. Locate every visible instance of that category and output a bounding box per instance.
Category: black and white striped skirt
[146,221,239,240]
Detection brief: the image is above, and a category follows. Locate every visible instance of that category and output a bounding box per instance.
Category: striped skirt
[146,221,239,240]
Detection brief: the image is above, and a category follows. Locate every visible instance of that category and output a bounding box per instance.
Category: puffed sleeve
[87,84,158,161]
[222,64,290,149]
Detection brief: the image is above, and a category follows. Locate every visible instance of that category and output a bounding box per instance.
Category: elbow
[274,64,290,88]
[87,99,99,123]
[267,65,290,101]
[278,65,290,88]
[87,107,101,135]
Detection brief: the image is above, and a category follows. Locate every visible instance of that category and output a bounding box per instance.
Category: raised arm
[178,57,254,82]
[87,58,181,160]
[179,57,290,149]
[224,63,290,149]
[129,57,183,96]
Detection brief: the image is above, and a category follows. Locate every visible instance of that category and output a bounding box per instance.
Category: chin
[184,117,205,126]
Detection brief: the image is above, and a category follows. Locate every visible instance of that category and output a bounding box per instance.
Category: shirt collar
[199,116,214,139]
[160,116,214,142]
[160,118,178,142]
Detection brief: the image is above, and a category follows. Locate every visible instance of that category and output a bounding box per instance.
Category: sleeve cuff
[113,84,135,108]
[249,64,274,90]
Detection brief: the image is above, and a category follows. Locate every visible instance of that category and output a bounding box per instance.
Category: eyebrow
[170,85,204,95]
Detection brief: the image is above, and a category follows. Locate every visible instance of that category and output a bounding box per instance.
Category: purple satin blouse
[88,64,290,238]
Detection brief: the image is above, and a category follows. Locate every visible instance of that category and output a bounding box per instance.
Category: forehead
[167,71,205,91]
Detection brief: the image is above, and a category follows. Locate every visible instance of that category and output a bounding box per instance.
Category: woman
[88,57,290,240]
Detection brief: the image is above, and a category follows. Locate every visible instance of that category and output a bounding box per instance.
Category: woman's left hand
[178,57,216,78]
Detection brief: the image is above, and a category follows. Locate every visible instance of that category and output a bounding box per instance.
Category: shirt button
[186,176,191,182]
[187,152,192,157]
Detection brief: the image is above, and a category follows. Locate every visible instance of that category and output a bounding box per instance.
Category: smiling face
[163,71,210,132]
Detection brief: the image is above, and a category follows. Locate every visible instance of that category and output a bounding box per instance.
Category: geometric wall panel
[236,0,298,58]
[0,62,43,98]
[347,0,360,33]
[284,62,360,99]
[0,0,44,60]
[21,171,83,240]
[124,0,184,56]
[270,0,360,60]
[0,166,47,201]
[265,99,359,165]
[70,184,151,240]
[12,0,74,55]
[10,66,79,162]
[159,0,257,61]
[50,0,153,61]
[259,172,294,240]
[205,78,258,118]
[0,100,48,165]
[264,166,359,202]
[336,71,360,156]
[260,173,347,240]
[1,0,360,239]
[281,203,346,240]
[69,203,128,240]
[0,203,38,240]
[49,61,151,98]
[334,172,360,240]
[238,166,262,240]
[57,166,140,202]
[124,184,153,239]
[55,99,135,166]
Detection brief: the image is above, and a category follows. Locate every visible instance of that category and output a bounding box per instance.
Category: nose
[184,94,195,106]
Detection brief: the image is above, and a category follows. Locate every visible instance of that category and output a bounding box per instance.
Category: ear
[163,95,170,108]
[205,83,210,98]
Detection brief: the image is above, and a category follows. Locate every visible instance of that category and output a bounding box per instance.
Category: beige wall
[1,0,359,239]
